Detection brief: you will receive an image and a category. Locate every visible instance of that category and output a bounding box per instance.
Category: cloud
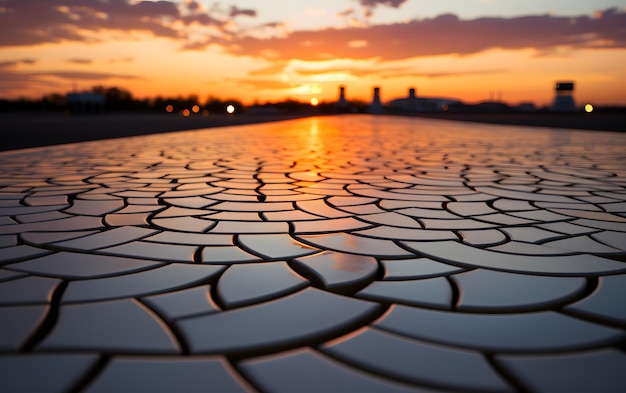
[0,59,37,68]
[66,58,93,65]
[28,71,143,81]
[359,0,408,18]
[359,0,407,8]
[0,0,235,46]
[228,8,626,61]
[230,6,256,18]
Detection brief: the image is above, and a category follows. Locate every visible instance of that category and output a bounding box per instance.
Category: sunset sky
[1,0,625,106]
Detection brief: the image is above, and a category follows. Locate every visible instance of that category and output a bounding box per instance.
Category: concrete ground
[1,115,625,392]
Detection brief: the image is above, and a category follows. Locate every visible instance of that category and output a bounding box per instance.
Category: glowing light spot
[584,103,594,113]
[226,105,235,114]
[182,109,190,117]
[310,97,319,106]
[348,40,368,48]
[192,105,200,113]
[165,105,173,113]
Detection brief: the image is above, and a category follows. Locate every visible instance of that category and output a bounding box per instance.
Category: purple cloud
[228,8,626,61]
[0,0,228,46]
[230,6,257,18]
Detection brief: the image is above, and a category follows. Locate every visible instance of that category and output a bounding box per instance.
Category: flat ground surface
[1,115,625,393]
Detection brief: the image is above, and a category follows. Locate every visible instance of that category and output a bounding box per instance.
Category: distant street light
[226,104,235,114]
[584,103,594,113]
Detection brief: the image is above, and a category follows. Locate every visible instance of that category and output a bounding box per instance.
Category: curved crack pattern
[1,115,626,392]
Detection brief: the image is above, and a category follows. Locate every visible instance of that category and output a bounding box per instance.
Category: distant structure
[388,89,463,113]
[66,92,106,114]
[335,85,350,112]
[368,86,384,114]
[551,81,576,112]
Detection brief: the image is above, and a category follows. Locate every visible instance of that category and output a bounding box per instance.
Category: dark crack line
[21,280,68,352]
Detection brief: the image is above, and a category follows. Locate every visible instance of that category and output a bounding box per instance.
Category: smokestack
[369,86,383,114]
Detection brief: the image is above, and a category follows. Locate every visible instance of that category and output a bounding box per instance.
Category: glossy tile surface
[1,115,625,392]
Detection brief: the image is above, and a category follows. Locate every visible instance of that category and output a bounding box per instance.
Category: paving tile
[238,234,319,259]
[542,235,621,254]
[0,268,27,282]
[570,218,626,232]
[301,233,413,257]
[293,252,378,291]
[104,212,150,227]
[16,210,73,223]
[84,356,252,393]
[355,226,457,241]
[452,269,586,311]
[143,285,220,320]
[151,216,214,232]
[163,196,214,208]
[323,328,512,392]
[99,241,197,262]
[357,277,452,309]
[65,199,124,216]
[591,230,626,251]
[0,215,105,234]
[240,348,428,393]
[217,262,309,308]
[419,218,497,230]
[0,244,53,264]
[500,226,562,243]
[497,349,626,393]
[538,221,598,235]
[491,199,536,211]
[209,220,289,234]
[0,354,99,393]
[375,304,625,352]
[63,264,224,302]
[381,258,464,280]
[0,305,48,350]
[566,274,626,325]
[549,208,626,222]
[488,241,573,255]
[53,226,158,250]
[20,230,98,246]
[201,246,262,263]
[0,275,61,305]
[7,252,161,279]
[40,298,180,353]
[459,229,507,246]
[403,240,626,275]
[145,231,233,246]
[177,288,380,354]
[293,216,371,234]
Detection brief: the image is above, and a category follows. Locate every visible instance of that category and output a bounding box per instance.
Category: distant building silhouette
[368,86,384,114]
[388,89,462,113]
[335,85,350,112]
[551,81,577,112]
[66,92,106,114]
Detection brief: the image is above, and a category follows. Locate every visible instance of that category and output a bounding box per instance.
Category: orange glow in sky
[1,1,625,107]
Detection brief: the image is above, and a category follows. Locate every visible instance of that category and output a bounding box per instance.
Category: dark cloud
[359,0,407,9]
[0,69,140,97]
[66,58,93,65]
[0,0,228,46]
[230,6,257,18]
[29,71,142,81]
[228,9,626,61]
[0,59,38,68]
[359,0,407,18]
